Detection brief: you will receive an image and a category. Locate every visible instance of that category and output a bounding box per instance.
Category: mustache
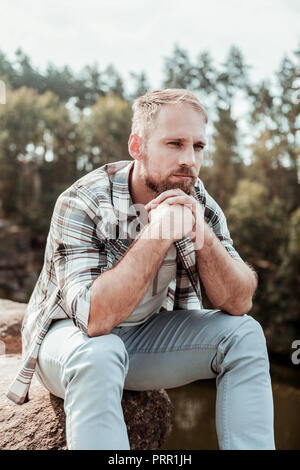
[170,168,197,177]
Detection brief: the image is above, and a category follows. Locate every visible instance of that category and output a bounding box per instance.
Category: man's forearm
[196,223,258,316]
[88,224,172,337]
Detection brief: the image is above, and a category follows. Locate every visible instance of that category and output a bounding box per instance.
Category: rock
[0,355,173,450]
[122,389,173,450]
[0,300,174,450]
[0,299,26,354]
[0,356,66,450]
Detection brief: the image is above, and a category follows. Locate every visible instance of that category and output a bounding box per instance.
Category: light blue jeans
[35,309,275,450]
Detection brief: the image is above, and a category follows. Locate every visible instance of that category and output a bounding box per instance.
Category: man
[7,89,275,450]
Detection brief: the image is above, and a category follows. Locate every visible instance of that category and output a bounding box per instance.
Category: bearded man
[7,89,275,450]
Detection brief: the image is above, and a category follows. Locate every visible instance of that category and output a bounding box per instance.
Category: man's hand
[146,200,195,242]
[145,189,205,249]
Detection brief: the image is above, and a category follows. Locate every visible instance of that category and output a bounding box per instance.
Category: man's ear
[128,134,144,161]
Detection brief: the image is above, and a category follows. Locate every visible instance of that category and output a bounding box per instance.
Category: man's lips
[172,174,193,179]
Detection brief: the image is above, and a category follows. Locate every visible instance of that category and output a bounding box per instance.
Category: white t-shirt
[117,243,177,326]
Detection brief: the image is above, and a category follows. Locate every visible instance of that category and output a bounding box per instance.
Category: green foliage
[227,180,299,354]
[0,48,128,109]
[288,208,300,262]
[217,45,250,107]
[129,71,151,101]
[163,44,194,89]
[0,86,84,233]
[227,180,288,264]
[82,93,132,170]
[207,107,244,209]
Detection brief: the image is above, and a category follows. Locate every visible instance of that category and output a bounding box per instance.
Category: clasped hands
[144,188,205,250]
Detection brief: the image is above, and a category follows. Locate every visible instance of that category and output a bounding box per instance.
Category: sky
[1,0,299,93]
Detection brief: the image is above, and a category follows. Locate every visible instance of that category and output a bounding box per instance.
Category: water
[161,361,300,450]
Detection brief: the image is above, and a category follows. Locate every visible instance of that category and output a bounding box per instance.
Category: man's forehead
[153,103,207,140]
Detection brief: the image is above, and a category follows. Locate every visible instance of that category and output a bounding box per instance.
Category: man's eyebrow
[163,137,207,146]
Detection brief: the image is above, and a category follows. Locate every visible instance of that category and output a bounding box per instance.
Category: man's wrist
[194,222,215,253]
[139,222,174,249]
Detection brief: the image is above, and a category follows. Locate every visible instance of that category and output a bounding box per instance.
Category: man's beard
[144,172,197,197]
[141,145,197,197]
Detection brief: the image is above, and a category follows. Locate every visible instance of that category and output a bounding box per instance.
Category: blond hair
[131,88,208,142]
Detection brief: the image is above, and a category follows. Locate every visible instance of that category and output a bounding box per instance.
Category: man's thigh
[36,310,255,395]
[35,318,122,398]
[113,309,253,390]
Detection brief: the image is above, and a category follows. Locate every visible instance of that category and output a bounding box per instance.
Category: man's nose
[178,146,196,166]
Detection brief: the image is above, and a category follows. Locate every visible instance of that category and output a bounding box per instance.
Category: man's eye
[168,142,181,147]
[194,145,204,151]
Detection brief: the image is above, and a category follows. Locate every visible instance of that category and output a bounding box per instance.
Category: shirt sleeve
[50,185,108,335]
[203,188,244,262]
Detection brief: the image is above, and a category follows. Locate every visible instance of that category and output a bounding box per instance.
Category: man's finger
[145,202,159,211]
[162,196,194,206]
[146,193,194,211]
[145,189,185,208]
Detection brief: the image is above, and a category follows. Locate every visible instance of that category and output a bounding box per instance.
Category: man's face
[141,103,207,196]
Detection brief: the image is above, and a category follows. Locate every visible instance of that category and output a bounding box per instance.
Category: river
[161,360,300,450]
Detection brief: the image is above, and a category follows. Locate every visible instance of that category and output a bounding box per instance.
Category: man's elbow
[219,297,253,316]
[225,266,257,316]
[229,301,253,316]
[88,321,112,337]
[87,310,112,337]
[88,291,113,336]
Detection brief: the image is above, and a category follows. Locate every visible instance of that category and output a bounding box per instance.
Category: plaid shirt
[6,160,243,405]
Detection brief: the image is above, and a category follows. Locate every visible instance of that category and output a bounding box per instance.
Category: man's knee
[224,315,269,362]
[214,314,270,373]
[235,315,267,347]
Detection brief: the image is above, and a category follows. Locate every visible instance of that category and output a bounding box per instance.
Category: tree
[12,48,43,92]
[102,64,125,99]
[41,63,79,104]
[162,44,194,89]
[207,107,244,209]
[0,50,15,85]
[0,86,84,234]
[129,71,151,101]
[226,180,289,328]
[0,86,46,218]
[192,51,217,94]
[81,93,132,170]
[74,63,106,109]
[246,44,300,212]
[216,45,250,108]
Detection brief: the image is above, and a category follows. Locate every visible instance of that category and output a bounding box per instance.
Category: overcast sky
[1,0,299,92]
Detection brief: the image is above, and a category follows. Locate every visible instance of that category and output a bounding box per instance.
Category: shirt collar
[111,160,137,218]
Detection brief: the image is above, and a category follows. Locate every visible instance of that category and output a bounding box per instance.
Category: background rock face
[0,300,174,450]
[0,299,27,354]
